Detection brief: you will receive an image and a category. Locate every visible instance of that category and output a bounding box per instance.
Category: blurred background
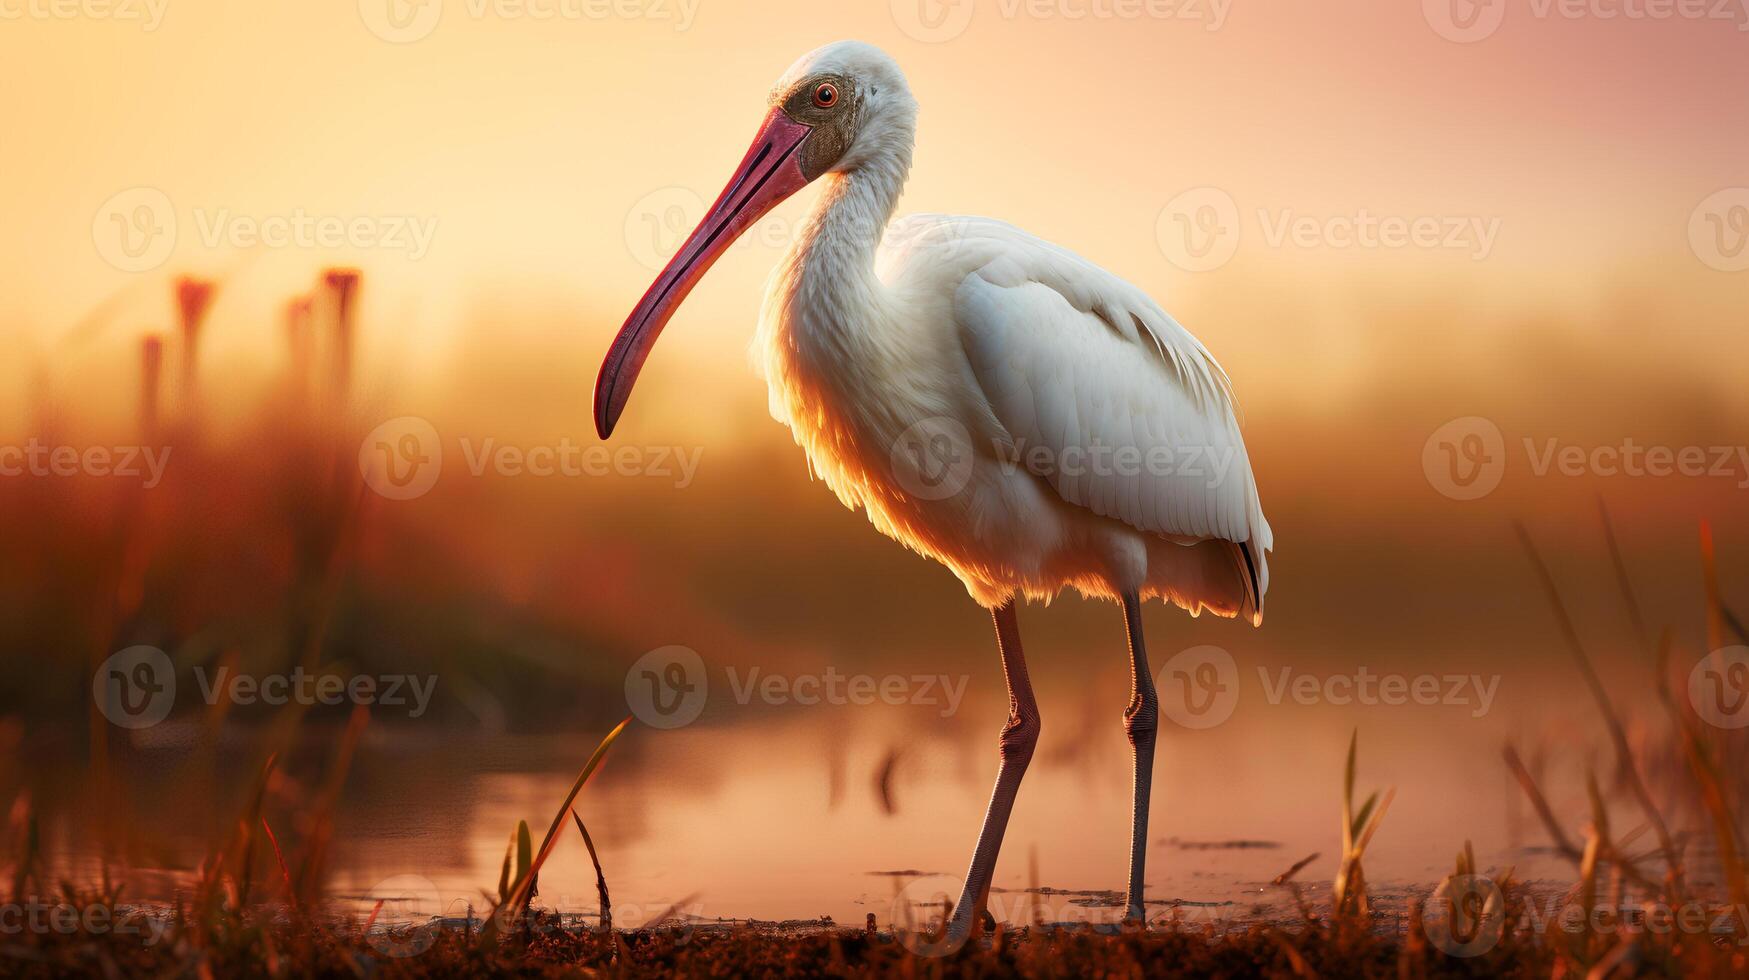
[0,0,1745,930]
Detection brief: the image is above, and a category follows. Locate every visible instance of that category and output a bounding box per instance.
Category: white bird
[595,40,1272,942]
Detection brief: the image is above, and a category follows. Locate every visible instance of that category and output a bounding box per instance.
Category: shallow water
[42,684,1617,933]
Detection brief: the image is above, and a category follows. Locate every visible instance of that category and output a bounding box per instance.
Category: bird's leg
[1121,589,1157,925]
[946,598,1039,946]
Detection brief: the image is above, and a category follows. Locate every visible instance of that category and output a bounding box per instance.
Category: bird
[594,40,1272,943]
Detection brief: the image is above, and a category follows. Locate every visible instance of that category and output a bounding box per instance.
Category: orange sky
[2,0,1745,432]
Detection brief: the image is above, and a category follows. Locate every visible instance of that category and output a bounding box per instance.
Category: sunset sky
[7,5,1749,939]
[2,0,1745,437]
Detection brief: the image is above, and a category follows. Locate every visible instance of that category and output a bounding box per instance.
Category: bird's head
[593,41,916,439]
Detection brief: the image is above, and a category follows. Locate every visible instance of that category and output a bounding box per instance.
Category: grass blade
[481,716,632,948]
[570,807,611,932]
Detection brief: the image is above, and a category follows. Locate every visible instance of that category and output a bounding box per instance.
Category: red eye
[813,83,838,108]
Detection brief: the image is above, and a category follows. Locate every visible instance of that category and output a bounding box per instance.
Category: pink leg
[947,598,1040,944]
[1122,590,1158,924]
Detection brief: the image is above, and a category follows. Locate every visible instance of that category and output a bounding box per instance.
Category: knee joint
[1124,696,1158,747]
[999,710,1041,765]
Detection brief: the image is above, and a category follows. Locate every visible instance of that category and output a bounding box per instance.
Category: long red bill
[593,108,813,439]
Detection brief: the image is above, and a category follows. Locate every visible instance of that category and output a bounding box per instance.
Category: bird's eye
[812,83,838,108]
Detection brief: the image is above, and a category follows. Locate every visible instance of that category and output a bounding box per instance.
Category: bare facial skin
[773,73,860,180]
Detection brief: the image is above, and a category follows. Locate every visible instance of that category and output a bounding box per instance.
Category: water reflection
[33,686,1600,930]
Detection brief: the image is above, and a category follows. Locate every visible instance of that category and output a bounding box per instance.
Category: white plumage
[758,177,1270,622]
[597,40,1274,939]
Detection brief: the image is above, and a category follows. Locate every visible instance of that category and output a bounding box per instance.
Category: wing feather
[931,218,1273,596]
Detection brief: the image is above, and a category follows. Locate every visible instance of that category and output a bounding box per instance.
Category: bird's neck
[758,137,914,418]
[790,143,910,302]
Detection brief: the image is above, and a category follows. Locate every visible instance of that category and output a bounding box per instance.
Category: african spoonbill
[594,40,1273,942]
